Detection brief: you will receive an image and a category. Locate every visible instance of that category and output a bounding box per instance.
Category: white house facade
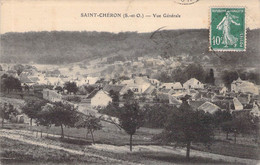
[91,90,112,107]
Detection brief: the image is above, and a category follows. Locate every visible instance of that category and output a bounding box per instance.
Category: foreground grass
[0,137,106,165]
[0,131,230,165]
[192,140,260,160]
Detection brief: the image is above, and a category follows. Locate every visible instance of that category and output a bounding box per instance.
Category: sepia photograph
[0,0,260,164]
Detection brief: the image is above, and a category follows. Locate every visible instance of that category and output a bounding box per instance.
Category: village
[0,54,259,116]
[0,54,260,164]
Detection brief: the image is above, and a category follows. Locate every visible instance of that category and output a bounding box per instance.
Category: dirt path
[0,129,139,165]
[1,129,259,165]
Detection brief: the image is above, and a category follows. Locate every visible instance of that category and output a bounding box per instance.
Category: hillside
[1,29,259,66]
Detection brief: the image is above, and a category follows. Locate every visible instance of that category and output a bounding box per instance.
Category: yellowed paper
[0,0,260,164]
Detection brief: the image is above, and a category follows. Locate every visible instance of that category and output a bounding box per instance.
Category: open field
[192,140,260,160]
[0,129,235,165]
[30,124,260,160]
[31,123,162,146]
[2,122,260,162]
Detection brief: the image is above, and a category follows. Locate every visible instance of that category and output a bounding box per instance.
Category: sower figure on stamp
[217,11,240,47]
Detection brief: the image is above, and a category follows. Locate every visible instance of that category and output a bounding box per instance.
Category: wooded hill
[1,29,259,66]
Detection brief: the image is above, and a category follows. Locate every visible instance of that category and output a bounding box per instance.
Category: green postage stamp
[210,7,245,51]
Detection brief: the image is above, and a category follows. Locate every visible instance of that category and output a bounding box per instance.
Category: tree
[205,69,215,85]
[213,109,232,128]
[39,102,78,138]
[221,70,239,89]
[84,85,95,94]
[0,103,18,127]
[109,90,120,106]
[221,121,234,140]
[64,82,78,94]
[157,71,172,83]
[221,115,253,142]
[251,116,260,143]
[54,86,63,93]
[158,63,207,83]
[183,63,206,83]
[122,89,134,101]
[1,76,22,93]
[99,102,120,117]
[118,101,145,151]
[22,99,48,126]
[143,103,172,128]
[75,114,102,143]
[157,98,214,160]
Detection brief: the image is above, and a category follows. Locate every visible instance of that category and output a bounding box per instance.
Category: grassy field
[2,120,259,161]
[27,123,260,161]
[0,137,107,165]
[192,140,260,160]
[0,133,231,165]
[30,122,162,146]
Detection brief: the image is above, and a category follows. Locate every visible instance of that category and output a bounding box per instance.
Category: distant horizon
[1,27,260,35]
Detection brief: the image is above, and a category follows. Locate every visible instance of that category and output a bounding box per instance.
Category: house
[231,78,259,95]
[160,82,183,90]
[42,89,63,102]
[186,89,200,100]
[88,90,112,108]
[219,86,228,95]
[169,96,182,106]
[159,88,175,95]
[183,78,204,90]
[233,97,243,110]
[45,77,64,86]
[86,77,100,85]
[103,84,127,95]
[149,79,161,87]
[189,100,206,110]
[237,93,251,105]
[36,74,49,85]
[198,101,221,114]
[120,77,152,94]
[45,69,61,77]
[20,75,36,86]
[143,85,156,98]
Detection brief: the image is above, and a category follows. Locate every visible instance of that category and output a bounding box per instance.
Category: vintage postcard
[0,0,260,164]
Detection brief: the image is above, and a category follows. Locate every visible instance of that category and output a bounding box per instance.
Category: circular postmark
[174,0,199,5]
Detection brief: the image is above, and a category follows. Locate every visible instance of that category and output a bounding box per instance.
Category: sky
[1,0,259,34]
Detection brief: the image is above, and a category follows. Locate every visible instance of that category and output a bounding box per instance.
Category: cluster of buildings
[1,62,260,118]
[42,74,260,118]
